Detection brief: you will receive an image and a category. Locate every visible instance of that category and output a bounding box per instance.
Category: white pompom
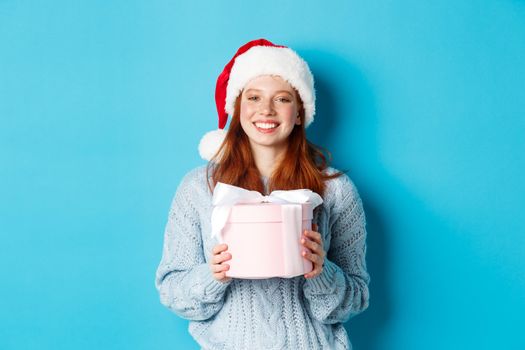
[198,129,227,161]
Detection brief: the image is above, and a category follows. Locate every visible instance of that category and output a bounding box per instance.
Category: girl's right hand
[210,243,232,283]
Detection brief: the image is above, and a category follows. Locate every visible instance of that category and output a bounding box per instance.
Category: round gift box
[222,202,314,279]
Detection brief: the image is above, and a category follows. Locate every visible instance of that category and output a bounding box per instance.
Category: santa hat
[198,38,316,161]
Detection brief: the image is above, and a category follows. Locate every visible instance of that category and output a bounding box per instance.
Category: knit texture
[155,166,370,350]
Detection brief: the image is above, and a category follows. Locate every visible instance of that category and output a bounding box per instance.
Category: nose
[259,99,275,116]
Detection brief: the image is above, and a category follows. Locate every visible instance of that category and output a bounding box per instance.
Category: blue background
[1,1,524,349]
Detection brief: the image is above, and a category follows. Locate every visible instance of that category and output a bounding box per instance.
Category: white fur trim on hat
[225,46,316,127]
[198,129,227,161]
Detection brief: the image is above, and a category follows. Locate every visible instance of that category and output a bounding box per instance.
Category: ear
[295,113,301,125]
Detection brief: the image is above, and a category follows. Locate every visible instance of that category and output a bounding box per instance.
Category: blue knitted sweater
[155,166,370,349]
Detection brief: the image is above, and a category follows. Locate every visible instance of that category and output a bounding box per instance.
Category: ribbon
[211,182,323,240]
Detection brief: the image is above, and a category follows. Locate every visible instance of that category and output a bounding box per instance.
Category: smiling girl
[155,39,370,349]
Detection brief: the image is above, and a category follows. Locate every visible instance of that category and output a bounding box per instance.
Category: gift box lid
[227,202,313,223]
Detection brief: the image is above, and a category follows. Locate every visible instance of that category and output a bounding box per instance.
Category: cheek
[240,103,254,121]
[239,106,254,131]
[280,105,298,123]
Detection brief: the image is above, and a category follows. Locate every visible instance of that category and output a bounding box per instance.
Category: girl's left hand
[301,223,326,279]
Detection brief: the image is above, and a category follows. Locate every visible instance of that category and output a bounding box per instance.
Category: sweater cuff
[204,274,232,296]
[193,264,232,301]
[304,259,339,294]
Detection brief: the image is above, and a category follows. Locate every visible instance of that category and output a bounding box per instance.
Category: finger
[301,237,321,254]
[212,252,232,264]
[304,241,326,260]
[301,250,324,265]
[212,244,228,255]
[305,266,323,278]
[213,271,231,281]
[313,223,318,231]
[304,229,322,244]
[306,263,324,277]
[305,241,325,258]
[211,263,230,273]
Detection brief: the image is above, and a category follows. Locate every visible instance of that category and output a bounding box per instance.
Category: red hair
[207,93,341,197]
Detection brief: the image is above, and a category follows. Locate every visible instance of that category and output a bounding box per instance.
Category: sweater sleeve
[303,176,370,324]
[155,170,232,321]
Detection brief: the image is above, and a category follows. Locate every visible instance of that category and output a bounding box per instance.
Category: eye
[276,96,292,103]
[247,95,259,101]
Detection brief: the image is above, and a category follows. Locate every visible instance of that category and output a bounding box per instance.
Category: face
[239,75,301,152]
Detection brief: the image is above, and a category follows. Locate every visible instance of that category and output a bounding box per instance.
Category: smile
[253,122,279,133]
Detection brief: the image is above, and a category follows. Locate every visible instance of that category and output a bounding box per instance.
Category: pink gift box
[222,202,314,279]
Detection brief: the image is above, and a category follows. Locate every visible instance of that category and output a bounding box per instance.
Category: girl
[155,39,370,349]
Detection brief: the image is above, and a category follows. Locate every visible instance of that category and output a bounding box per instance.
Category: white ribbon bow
[211,182,324,240]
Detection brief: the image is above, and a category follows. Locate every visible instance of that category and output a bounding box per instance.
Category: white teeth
[254,122,278,129]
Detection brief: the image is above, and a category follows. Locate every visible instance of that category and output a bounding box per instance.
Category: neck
[250,143,287,178]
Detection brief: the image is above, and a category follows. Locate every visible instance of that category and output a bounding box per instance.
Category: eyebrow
[244,89,294,96]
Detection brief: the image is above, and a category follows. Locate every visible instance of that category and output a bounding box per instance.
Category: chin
[250,138,288,149]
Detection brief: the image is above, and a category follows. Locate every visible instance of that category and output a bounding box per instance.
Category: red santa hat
[198,38,316,161]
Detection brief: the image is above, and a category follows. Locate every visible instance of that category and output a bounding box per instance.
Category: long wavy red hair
[207,92,341,197]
